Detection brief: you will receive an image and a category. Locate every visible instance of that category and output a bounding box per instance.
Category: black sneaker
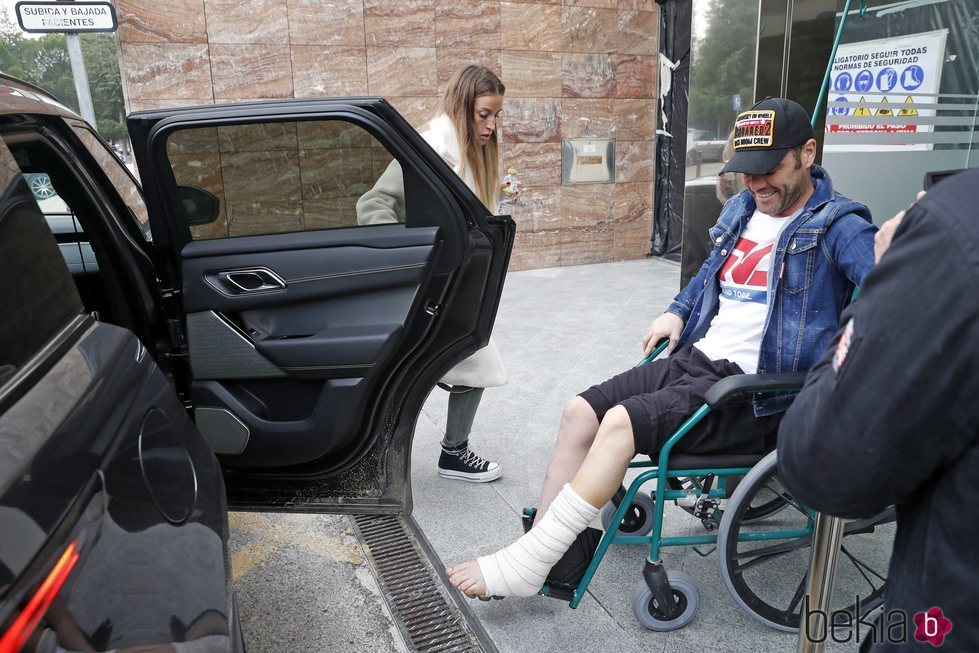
[438,444,502,482]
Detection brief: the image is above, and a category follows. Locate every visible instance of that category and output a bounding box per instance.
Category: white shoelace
[456,447,487,469]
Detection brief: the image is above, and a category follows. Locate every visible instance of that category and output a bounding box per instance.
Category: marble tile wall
[117,0,659,271]
[166,121,388,238]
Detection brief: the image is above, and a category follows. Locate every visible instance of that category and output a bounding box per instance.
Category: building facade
[114,0,660,271]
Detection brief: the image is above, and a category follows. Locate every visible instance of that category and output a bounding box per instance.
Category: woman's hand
[501,177,522,202]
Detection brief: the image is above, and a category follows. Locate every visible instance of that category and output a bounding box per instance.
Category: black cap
[720,98,814,175]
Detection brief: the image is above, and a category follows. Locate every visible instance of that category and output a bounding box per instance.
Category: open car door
[127,98,514,512]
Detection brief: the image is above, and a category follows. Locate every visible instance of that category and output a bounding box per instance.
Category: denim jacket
[668,165,876,416]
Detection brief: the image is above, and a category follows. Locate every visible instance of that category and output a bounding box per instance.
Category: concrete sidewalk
[410,257,852,653]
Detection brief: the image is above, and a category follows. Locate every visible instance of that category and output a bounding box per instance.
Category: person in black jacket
[778,169,979,652]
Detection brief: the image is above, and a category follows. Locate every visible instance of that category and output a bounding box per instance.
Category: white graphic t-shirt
[694,208,798,373]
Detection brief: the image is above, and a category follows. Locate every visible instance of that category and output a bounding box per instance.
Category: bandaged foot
[446,484,599,598]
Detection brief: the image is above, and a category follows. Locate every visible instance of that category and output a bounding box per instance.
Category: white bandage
[476,484,598,597]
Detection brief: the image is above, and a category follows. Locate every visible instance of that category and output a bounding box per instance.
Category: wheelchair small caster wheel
[632,570,699,631]
[600,492,655,536]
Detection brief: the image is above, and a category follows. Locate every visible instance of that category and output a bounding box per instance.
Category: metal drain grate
[352,514,496,653]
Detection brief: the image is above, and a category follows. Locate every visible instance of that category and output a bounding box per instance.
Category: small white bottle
[499,168,520,212]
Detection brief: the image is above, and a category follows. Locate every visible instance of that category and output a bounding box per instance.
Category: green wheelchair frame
[534,339,892,632]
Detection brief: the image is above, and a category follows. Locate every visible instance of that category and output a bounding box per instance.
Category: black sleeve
[777,202,979,518]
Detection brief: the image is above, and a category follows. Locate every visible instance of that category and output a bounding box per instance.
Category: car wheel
[28,173,56,200]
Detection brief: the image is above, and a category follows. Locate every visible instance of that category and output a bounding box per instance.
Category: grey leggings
[441,385,485,448]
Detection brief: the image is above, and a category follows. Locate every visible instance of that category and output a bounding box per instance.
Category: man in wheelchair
[447,97,878,600]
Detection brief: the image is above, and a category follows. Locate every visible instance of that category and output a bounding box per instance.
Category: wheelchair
[530,340,896,632]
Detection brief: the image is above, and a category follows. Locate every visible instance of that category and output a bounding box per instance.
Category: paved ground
[229,511,409,652]
[231,257,890,652]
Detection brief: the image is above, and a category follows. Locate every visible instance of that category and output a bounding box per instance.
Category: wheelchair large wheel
[600,491,655,536]
[632,570,699,631]
[718,451,894,632]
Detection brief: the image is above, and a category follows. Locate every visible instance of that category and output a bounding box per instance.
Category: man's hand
[875,191,926,263]
[642,312,685,356]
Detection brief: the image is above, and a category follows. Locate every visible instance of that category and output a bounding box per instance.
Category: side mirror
[177,185,220,226]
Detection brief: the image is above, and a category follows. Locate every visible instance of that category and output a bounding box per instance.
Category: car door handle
[210,268,287,295]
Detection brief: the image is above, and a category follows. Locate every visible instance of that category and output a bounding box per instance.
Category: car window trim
[0,313,93,414]
[63,119,153,245]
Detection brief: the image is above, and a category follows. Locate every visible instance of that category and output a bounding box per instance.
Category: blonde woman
[357,64,515,482]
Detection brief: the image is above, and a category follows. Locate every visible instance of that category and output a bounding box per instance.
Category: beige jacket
[356,114,490,224]
[355,114,506,388]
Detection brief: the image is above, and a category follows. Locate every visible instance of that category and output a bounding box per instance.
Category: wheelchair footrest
[522,507,602,601]
[541,583,576,602]
[548,526,603,590]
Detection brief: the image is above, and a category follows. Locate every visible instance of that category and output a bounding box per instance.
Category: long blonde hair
[439,64,505,207]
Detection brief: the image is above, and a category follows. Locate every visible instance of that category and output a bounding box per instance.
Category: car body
[686,128,726,165]
[0,75,513,652]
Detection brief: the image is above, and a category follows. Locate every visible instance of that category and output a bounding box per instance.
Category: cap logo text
[733,110,775,149]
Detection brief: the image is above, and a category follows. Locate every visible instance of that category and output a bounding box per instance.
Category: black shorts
[578,346,782,456]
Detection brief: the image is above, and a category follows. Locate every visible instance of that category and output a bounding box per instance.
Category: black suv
[0,75,513,652]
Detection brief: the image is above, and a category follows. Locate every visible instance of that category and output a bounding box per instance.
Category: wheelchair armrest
[704,372,809,408]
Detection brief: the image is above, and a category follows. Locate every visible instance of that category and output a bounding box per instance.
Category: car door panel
[129,99,515,509]
[253,324,405,376]
[181,226,440,376]
[177,225,441,464]
[181,230,438,319]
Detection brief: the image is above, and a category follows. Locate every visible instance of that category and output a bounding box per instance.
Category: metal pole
[797,513,846,653]
[66,33,97,126]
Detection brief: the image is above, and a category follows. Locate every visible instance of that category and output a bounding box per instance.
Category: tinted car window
[3,130,145,333]
[164,120,400,240]
[70,123,152,242]
[0,141,83,381]
[20,171,98,278]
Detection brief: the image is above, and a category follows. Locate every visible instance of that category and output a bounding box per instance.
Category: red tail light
[0,541,80,653]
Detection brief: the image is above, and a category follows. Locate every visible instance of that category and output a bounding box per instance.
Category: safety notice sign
[16,1,117,33]
[824,30,948,152]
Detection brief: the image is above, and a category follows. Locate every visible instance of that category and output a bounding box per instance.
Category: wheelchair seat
[666,452,767,470]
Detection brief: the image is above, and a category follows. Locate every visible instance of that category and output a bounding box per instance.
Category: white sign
[824,30,948,152]
[16,1,118,33]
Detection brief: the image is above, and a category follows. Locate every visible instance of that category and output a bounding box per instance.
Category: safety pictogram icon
[875,97,893,117]
[897,96,918,117]
[853,97,872,117]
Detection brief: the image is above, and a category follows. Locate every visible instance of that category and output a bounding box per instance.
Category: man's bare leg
[446,406,636,598]
[566,406,636,509]
[534,396,601,525]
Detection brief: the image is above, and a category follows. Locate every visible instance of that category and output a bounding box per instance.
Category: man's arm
[825,207,878,286]
[655,215,736,354]
[778,205,979,518]
[667,222,726,324]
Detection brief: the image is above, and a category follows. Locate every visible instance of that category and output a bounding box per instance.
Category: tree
[689,0,759,138]
[0,15,126,145]
[81,32,126,143]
